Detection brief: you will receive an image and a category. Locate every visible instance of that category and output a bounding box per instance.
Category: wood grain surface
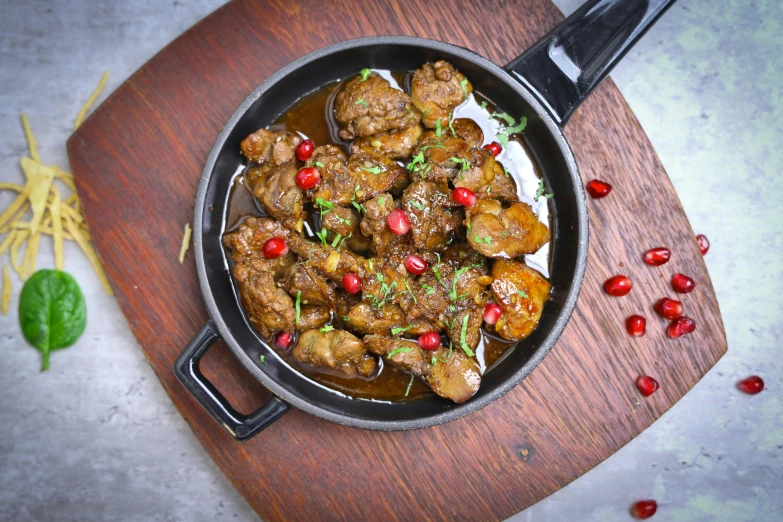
[66,0,727,520]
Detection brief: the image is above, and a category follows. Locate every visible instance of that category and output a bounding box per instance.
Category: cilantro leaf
[517,289,529,299]
[359,68,371,81]
[387,346,413,359]
[435,119,442,137]
[491,112,515,125]
[295,291,302,325]
[320,325,335,333]
[459,314,475,357]
[391,325,413,335]
[315,197,334,215]
[404,373,415,397]
[355,98,369,109]
[314,161,325,168]
[506,116,528,134]
[460,78,469,99]
[409,199,425,211]
[361,165,382,175]
[259,355,266,365]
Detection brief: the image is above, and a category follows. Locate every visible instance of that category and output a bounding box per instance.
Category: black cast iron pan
[175,0,676,441]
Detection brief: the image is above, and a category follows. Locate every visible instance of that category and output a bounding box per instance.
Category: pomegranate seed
[631,499,658,519]
[386,209,410,236]
[626,315,646,337]
[341,273,362,294]
[417,331,441,351]
[294,167,320,190]
[483,142,502,156]
[697,234,710,255]
[295,139,315,161]
[273,331,293,350]
[604,275,632,296]
[483,303,503,325]
[586,179,612,199]
[737,375,764,395]
[262,237,288,259]
[636,375,660,397]
[643,247,670,266]
[667,316,696,339]
[452,187,477,207]
[404,254,427,275]
[671,273,695,293]
[655,298,683,320]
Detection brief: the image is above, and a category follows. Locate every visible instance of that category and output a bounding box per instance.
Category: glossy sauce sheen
[225,72,551,401]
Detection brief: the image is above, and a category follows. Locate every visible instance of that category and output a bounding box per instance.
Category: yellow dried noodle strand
[74,71,109,130]
[21,113,40,162]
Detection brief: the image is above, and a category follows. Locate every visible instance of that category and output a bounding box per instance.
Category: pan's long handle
[505,0,677,126]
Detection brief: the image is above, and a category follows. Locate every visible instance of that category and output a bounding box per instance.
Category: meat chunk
[409,131,471,185]
[297,304,331,330]
[313,149,408,206]
[352,124,423,160]
[346,302,406,336]
[410,61,472,128]
[364,335,481,403]
[294,329,377,377]
[402,181,461,252]
[451,118,484,148]
[287,235,368,282]
[333,72,420,140]
[240,129,301,166]
[466,200,550,258]
[360,193,397,256]
[452,148,496,194]
[491,259,551,341]
[232,259,295,338]
[250,163,306,232]
[222,216,295,278]
[319,205,370,253]
[480,161,519,203]
[282,264,337,308]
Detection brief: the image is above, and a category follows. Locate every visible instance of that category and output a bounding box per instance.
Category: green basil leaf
[19,269,87,371]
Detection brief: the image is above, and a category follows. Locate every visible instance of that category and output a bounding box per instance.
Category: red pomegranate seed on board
[483,303,503,325]
[294,167,320,189]
[655,298,683,320]
[667,316,696,339]
[452,187,477,207]
[404,255,428,275]
[738,375,764,395]
[604,275,632,296]
[586,179,612,198]
[643,247,670,266]
[273,331,294,350]
[631,499,658,519]
[386,209,410,236]
[295,139,315,161]
[636,376,660,397]
[626,315,647,337]
[671,273,696,293]
[418,331,441,351]
[341,273,362,294]
[262,237,288,259]
[697,234,710,255]
[483,142,502,156]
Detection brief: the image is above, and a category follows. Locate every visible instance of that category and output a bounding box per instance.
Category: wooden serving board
[67,0,727,520]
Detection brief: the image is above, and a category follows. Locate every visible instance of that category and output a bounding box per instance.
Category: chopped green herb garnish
[448,305,456,313]
[335,232,352,251]
[355,98,369,109]
[503,165,511,177]
[422,108,431,119]
[404,373,415,397]
[491,112,515,125]
[480,101,488,109]
[535,178,554,201]
[387,346,413,359]
[497,133,509,147]
[506,117,528,134]
[359,68,372,81]
[431,356,439,366]
[391,325,413,335]
[473,234,493,245]
[420,142,445,151]
[259,355,266,365]
[407,152,426,172]
[435,119,442,137]
[351,185,366,213]
[448,112,456,136]
[314,161,325,168]
[315,197,334,215]
[486,185,492,194]
[460,78,469,99]
[450,156,471,171]
[466,222,472,232]
[377,196,385,207]
[295,291,302,325]
[409,199,425,211]
[368,258,374,270]
[459,314,475,357]
[320,325,335,333]
[361,165,382,175]
[432,264,446,287]
[422,284,435,295]
[517,289,529,299]
[315,228,329,246]
[342,315,350,321]
[449,267,471,301]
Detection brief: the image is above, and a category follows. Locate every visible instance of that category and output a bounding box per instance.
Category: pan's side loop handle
[174,321,290,442]
[505,0,677,126]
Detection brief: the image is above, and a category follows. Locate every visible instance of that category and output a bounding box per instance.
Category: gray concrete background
[0,0,781,520]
